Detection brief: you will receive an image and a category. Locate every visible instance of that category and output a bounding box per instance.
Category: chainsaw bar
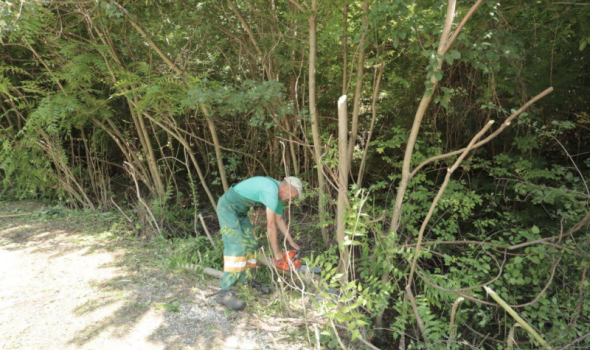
[294,250,322,274]
[298,265,322,274]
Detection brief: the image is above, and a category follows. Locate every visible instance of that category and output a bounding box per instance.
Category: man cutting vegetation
[215,176,303,310]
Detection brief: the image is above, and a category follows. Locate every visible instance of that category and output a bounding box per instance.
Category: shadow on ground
[0,201,277,350]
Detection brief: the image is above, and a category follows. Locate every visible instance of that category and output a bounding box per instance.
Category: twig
[268,332,280,347]
[547,134,590,202]
[411,88,553,178]
[558,331,590,350]
[198,213,217,248]
[204,290,220,298]
[0,213,30,218]
[464,322,526,345]
[330,319,348,350]
[358,336,382,350]
[110,197,132,222]
[508,214,590,250]
[405,285,429,345]
[507,323,522,350]
[447,297,465,350]
[511,257,561,308]
[124,162,162,236]
[407,121,494,286]
[442,0,484,55]
[287,0,305,12]
[314,324,321,350]
[571,266,586,326]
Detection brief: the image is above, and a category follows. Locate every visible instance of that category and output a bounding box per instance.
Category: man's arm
[266,208,300,259]
[276,213,300,251]
[266,208,282,258]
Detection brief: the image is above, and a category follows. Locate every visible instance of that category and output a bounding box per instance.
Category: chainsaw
[274,250,321,274]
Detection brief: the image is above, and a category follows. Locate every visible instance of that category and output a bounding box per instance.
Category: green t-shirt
[233,176,284,215]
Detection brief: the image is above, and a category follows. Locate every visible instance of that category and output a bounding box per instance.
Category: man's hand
[287,237,300,251]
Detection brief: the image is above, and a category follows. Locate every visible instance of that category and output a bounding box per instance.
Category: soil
[0,201,309,350]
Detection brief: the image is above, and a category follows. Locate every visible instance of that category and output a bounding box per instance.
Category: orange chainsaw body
[275,250,302,271]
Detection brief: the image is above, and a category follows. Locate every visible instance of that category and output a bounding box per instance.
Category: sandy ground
[0,202,307,350]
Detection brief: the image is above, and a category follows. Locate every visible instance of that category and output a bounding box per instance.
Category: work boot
[251,280,270,295]
[216,290,246,310]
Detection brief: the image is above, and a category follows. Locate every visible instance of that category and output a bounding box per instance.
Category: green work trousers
[217,187,258,290]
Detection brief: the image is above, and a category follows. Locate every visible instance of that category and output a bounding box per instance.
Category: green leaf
[451,50,461,59]
[532,225,540,234]
[580,39,587,52]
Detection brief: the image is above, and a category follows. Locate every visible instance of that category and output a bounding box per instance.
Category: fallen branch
[0,213,31,218]
[252,315,327,333]
[182,263,224,279]
[483,286,552,349]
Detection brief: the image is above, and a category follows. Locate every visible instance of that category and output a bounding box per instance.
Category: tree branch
[407,121,494,286]
[410,87,553,179]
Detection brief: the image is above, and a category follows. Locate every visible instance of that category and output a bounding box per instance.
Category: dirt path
[0,202,305,350]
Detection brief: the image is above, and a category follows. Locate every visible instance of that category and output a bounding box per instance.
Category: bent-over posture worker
[215,176,303,310]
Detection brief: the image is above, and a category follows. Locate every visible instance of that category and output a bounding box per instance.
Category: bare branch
[407,121,495,286]
[508,214,590,250]
[442,0,485,55]
[287,0,306,12]
[406,285,430,345]
[411,87,553,178]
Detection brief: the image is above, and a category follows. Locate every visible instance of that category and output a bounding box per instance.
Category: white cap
[284,176,304,199]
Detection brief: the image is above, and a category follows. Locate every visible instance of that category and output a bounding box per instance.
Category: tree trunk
[336,95,350,280]
[389,0,457,234]
[357,61,385,186]
[308,0,330,248]
[347,0,370,162]
[203,106,229,192]
[378,0,459,332]
[342,4,348,95]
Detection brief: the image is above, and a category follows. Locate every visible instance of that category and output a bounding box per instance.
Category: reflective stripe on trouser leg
[224,256,247,273]
[246,253,257,268]
[218,196,247,290]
